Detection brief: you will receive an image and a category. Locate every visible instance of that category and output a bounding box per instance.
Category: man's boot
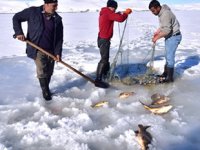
[95,62,106,82]
[160,67,174,83]
[94,62,109,88]
[102,62,110,79]
[39,78,52,101]
[47,76,53,95]
[47,76,51,85]
[165,67,174,83]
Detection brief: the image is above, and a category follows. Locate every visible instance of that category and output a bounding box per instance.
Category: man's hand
[152,36,159,43]
[16,35,25,41]
[124,8,132,15]
[152,29,167,43]
[153,29,161,37]
[55,55,61,62]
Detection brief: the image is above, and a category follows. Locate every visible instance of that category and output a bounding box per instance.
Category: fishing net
[108,18,159,85]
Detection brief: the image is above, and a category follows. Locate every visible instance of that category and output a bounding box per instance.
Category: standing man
[149,0,182,83]
[13,0,63,100]
[95,0,132,85]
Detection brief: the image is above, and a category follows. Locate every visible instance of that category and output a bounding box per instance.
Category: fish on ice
[91,101,109,108]
[135,124,152,150]
[119,92,135,99]
[139,100,173,115]
[151,93,170,105]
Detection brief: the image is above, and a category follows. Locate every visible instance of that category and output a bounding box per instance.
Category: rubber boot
[102,62,110,80]
[165,67,174,83]
[47,76,51,85]
[39,78,52,101]
[47,76,53,95]
[160,67,174,83]
[95,62,109,88]
[95,62,106,82]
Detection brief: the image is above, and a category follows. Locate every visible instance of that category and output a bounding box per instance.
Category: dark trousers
[34,51,55,79]
[97,37,110,64]
[95,37,111,81]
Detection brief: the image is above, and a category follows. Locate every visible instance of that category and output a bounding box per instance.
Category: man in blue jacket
[13,0,63,100]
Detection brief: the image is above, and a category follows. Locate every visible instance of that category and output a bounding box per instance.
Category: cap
[44,0,58,4]
[107,0,118,9]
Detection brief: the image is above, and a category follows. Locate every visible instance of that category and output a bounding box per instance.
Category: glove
[124,8,132,15]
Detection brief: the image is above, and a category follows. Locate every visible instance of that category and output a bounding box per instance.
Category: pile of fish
[121,74,162,85]
[90,92,174,149]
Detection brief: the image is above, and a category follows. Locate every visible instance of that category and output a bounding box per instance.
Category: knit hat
[107,0,118,9]
[44,0,58,4]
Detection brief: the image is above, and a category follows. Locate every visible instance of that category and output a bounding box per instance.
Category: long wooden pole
[26,40,96,84]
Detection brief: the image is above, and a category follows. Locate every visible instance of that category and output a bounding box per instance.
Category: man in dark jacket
[13,0,63,100]
[149,0,182,83]
[95,0,132,83]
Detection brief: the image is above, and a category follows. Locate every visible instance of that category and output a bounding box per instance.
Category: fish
[119,92,135,99]
[135,124,152,150]
[91,101,109,108]
[139,100,173,115]
[151,93,170,105]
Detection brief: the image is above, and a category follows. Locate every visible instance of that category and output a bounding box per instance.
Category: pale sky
[5,0,200,5]
[1,0,200,12]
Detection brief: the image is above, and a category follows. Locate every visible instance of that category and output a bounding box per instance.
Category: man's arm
[109,11,128,22]
[152,29,168,43]
[54,18,63,61]
[153,13,172,43]
[12,7,32,40]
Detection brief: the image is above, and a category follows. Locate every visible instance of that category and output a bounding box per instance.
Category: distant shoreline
[1,9,200,15]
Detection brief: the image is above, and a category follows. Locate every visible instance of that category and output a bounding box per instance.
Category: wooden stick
[26,40,95,84]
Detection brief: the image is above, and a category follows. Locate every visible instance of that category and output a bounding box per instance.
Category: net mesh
[108,18,159,85]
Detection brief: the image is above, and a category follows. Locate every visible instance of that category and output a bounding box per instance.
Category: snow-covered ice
[0,5,200,150]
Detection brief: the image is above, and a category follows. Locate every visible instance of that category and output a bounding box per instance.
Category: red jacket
[98,7,128,40]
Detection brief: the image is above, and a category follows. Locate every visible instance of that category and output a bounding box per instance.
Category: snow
[0,4,200,150]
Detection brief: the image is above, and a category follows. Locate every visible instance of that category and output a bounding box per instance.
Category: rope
[141,43,155,65]
[108,18,128,81]
[118,22,121,40]
[149,43,156,69]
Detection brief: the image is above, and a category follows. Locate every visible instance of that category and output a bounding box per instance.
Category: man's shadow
[163,126,200,150]
[175,55,200,77]
[52,63,148,95]
[52,73,94,95]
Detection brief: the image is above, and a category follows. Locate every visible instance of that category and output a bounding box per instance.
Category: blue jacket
[13,5,63,59]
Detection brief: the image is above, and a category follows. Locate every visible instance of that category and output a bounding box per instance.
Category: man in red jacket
[95,0,132,84]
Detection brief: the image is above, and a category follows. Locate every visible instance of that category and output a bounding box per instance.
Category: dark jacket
[13,5,63,59]
[98,7,127,40]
